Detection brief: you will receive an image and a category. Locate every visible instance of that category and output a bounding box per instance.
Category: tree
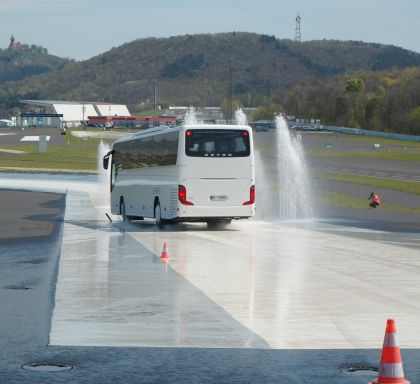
[409,106,420,135]
[345,78,364,127]
[335,94,352,126]
[365,95,383,129]
[251,102,284,121]
[220,98,241,120]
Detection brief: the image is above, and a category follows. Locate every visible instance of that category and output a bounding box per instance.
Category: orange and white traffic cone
[160,242,170,260]
[369,319,410,384]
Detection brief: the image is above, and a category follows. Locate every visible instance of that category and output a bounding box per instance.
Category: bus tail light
[243,185,255,205]
[178,185,194,205]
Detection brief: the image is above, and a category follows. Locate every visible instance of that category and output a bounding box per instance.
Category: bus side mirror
[103,150,115,170]
[103,157,109,170]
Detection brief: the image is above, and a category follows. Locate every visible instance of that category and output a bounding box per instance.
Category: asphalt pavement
[1,187,420,384]
[1,130,420,383]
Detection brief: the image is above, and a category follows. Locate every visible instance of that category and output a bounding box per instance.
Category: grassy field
[308,148,420,162]
[340,135,420,148]
[0,132,112,171]
[315,172,420,195]
[314,188,420,211]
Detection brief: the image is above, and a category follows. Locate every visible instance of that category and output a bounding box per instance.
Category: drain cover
[3,285,32,290]
[22,363,73,372]
[342,364,378,375]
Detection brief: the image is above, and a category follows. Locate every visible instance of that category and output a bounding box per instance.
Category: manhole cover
[341,364,378,376]
[22,363,73,372]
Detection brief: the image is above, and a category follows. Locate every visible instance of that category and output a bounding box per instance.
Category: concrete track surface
[1,173,420,383]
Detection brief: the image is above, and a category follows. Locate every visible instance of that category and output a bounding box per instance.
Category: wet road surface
[1,173,420,383]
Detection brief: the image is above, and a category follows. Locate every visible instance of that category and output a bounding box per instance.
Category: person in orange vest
[369,192,381,208]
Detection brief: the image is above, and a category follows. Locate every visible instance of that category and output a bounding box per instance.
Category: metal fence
[323,125,420,142]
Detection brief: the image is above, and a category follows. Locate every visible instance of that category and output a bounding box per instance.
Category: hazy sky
[1,0,420,60]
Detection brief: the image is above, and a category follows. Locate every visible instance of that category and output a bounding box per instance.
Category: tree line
[267,67,420,135]
[2,33,420,120]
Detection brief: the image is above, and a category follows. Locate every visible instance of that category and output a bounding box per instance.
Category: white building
[18,100,131,128]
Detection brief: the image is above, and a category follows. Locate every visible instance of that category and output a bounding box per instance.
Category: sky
[1,0,420,60]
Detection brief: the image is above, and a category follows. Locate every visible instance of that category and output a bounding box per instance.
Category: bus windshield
[185,129,250,157]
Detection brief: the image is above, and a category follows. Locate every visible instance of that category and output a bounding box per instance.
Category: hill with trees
[272,67,420,135]
[0,45,72,84]
[1,32,420,120]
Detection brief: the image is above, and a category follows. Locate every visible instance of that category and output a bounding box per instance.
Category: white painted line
[20,135,50,142]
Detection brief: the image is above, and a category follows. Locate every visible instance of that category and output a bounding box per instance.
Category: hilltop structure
[8,35,25,51]
[8,35,48,54]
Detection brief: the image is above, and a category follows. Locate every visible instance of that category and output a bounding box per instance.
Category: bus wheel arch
[154,197,164,228]
[120,197,129,222]
[153,196,160,214]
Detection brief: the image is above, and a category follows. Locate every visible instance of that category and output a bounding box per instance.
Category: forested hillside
[0,48,72,84]
[273,67,420,135]
[1,32,420,118]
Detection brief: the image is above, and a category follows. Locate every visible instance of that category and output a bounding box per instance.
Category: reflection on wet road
[1,174,419,351]
[50,189,420,349]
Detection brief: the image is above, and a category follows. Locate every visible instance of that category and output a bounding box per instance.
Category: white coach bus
[103,124,255,227]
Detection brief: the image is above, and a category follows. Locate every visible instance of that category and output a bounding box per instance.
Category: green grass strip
[314,172,420,195]
[340,135,420,148]
[308,148,420,162]
[314,188,420,211]
[0,140,103,171]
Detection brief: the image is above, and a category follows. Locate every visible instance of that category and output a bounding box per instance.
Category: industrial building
[18,100,131,128]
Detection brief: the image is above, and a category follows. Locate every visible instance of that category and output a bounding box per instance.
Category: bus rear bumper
[178,205,254,221]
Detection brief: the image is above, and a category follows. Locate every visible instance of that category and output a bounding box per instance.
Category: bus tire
[155,202,164,228]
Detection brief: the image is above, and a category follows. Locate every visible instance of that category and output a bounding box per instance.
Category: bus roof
[182,124,250,130]
[113,124,252,144]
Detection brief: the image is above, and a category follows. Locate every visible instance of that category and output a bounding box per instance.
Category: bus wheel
[155,202,164,228]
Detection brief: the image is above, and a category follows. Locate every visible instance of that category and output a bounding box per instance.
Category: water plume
[275,115,312,220]
[234,107,248,125]
[184,106,202,125]
[255,115,312,221]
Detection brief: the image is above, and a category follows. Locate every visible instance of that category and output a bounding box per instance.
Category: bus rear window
[185,129,250,157]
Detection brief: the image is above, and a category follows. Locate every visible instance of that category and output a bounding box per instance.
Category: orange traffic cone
[369,319,410,384]
[160,242,170,260]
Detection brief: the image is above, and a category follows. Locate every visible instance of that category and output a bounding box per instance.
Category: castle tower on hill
[9,34,22,50]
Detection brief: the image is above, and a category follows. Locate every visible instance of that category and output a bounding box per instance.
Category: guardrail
[323,125,420,142]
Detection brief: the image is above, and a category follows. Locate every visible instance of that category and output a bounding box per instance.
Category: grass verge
[314,172,420,195]
[340,134,420,148]
[314,188,420,212]
[308,148,420,162]
[0,134,112,171]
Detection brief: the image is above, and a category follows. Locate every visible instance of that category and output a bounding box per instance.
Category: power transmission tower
[295,13,302,43]
[153,79,157,110]
[227,59,233,122]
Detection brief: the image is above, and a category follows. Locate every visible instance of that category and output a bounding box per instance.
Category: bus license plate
[210,195,228,201]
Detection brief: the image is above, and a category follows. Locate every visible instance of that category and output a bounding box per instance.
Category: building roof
[19,100,131,122]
